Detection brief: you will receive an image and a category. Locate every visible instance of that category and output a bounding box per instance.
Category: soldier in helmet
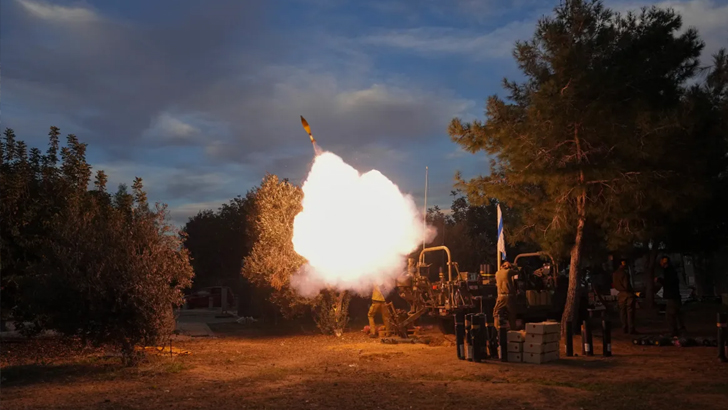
[367,283,389,338]
[493,261,519,330]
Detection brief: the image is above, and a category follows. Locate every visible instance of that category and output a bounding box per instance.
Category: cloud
[190,67,475,162]
[0,0,502,216]
[445,147,468,160]
[355,21,535,60]
[92,160,251,205]
[356,1,727,63]
[2,0,271,155]
[16,0,100,23]
[448,0,551,19]
[142,113,200,144]
[655,0,728,57]
[607,1,728,59]
[3,0,474,166]
[167,200,233,227]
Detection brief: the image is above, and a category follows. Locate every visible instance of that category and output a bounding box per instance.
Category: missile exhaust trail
[300,116,322,156]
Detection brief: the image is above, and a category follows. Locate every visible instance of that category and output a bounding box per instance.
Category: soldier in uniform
[657,256,686,337]
[367,284,388,338]
[613,259,638,334]
[493,261,519,330]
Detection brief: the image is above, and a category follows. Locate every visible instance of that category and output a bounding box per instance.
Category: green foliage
[312,290,350,336]
[426,192,537,273]
[241,174,310,318]
[448,0,707,327]
[183,195,254,290]
[452,0,704,255]
[0,127,194,365]
[660,50,728,253]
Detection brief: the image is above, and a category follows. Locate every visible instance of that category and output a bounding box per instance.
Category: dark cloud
[2,0,276,151]
[0,0,481,222]
[2,0,473,166]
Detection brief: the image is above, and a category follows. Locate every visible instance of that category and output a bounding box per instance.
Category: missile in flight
[300,116,316,144]
[300,115,321,155]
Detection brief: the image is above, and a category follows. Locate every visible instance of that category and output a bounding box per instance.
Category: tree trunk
[334,290,347,323]
[693,253,710,298]
[561,190,586,339]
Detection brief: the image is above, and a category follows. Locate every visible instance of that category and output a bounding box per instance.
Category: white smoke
[291,151,435,297]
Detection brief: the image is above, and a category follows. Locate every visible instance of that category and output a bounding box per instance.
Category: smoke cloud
[291,151,435,297]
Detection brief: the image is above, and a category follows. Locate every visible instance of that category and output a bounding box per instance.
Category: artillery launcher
[387,246,563,337]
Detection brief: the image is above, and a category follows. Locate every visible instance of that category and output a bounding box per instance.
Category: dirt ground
[2,304,727,410]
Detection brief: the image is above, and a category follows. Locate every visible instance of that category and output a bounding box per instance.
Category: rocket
[300,116,316,144]
[300,115,321,156]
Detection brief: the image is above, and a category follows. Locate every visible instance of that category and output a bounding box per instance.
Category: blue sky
[2,0,727,226]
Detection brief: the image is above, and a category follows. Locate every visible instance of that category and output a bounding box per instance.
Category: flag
[497,203,506,262]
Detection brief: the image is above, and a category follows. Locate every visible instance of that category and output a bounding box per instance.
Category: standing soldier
[657,256,686,337]
[368,284,388,338]
[493,261,518,330]
[613,259,638,334]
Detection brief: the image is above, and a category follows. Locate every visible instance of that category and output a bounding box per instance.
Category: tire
[438,316,455,335]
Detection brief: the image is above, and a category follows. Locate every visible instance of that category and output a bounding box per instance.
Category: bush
[1,128,194,365]
[312,290,350,336]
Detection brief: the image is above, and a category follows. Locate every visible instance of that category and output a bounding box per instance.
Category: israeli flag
[497,203,506,261]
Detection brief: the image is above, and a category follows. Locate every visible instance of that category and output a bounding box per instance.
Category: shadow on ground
[1,361,122,388]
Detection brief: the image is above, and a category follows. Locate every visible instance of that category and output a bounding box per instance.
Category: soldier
[658,256,686,337]
[493,261,518,330]
[613,259,638,334]
[367,284,389,338]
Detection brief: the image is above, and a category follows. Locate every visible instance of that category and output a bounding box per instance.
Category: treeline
[184,174,354,334]
[4,0,726,353]
[185,2,728,334]
[0,128,193,364]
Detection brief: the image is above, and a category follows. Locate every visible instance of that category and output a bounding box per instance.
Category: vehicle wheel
[438,316,455,335]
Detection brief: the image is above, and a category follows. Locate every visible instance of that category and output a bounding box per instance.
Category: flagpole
[423,166,428,252]
[497,207,502,268]
[497,203,505,268]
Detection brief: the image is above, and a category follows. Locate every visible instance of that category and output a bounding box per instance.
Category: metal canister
[465,313,474,361]
[717,313,726,362]
[472,314,485,362]
[602,319,611,357]
[455,312,465,360]
[498,317,508,362]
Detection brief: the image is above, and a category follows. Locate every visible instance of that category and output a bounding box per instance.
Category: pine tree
[448,0,704,334]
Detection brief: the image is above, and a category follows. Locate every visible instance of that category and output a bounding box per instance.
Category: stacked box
[507,330,525,342]
[522,322,560,364]
[507,330,524,362]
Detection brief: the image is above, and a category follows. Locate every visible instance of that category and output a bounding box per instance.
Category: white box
[510,352,523,362]
[507,330,525,342]
[508,341,523,353]
[523,341,559,354]
[522,352,547,364]
[525,322,560,335]
[522,350,559,364]
[525,332,560,344]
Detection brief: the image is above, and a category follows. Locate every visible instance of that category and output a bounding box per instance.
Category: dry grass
[2,304,727,410]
